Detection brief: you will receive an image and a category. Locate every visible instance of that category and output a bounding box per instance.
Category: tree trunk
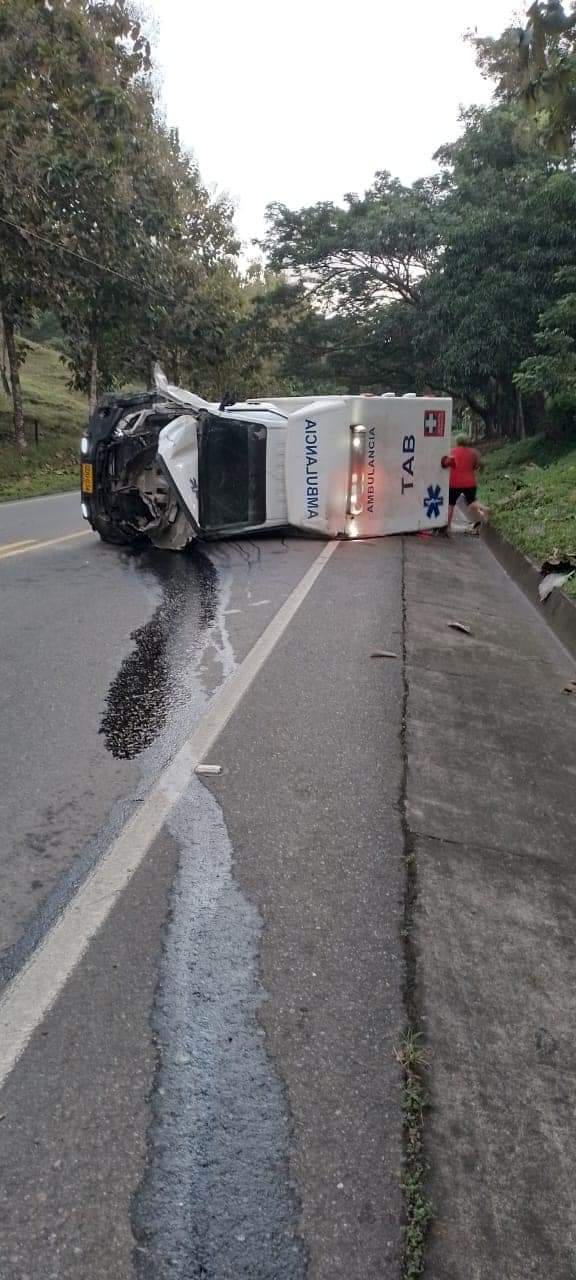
[516,387,526,440]
[0,309,12,398]
[2,307,26,451]
[88,339,98,416]
[486,380,500,440]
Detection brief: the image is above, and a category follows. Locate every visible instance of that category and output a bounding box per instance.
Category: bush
[546,391,576,441]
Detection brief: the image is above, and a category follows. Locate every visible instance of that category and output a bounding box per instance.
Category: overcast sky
[147,0,520,252]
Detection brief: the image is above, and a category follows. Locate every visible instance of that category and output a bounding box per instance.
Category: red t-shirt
[450,445,479,488]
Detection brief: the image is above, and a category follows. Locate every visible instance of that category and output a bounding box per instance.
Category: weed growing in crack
[398,540,433,1278]
[396,1029,433,1279]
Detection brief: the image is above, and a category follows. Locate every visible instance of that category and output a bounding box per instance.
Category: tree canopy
[260,9,576,443]
[0,0,282,445]
[4,0,576,448]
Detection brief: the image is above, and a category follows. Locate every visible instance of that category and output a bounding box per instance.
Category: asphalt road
[1,493,575,1280]
[0,494,405,1279]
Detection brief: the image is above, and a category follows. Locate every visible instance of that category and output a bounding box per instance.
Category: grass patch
[479,434,576,598]
[396,1028,432,1279]
[0,339,86,501]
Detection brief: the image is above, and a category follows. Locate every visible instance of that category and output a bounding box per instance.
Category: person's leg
[462,488,489,526]
[468,499,489,524]
[447,488,459,531]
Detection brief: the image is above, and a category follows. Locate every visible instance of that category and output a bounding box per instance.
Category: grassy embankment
[0,340,85,501]
[480,435,576,598]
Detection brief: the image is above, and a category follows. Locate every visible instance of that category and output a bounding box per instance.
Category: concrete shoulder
[404,533,576,1279]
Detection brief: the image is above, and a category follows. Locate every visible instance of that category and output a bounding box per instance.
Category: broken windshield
[197,414,267,531]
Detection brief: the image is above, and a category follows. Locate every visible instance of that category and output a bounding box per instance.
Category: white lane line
[0,539,339,1090]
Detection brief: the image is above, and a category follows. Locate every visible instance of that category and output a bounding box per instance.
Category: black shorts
[449,486,477,506]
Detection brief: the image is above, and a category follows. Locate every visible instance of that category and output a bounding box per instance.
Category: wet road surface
[1,494,405,1279]
[2,493,574,1279]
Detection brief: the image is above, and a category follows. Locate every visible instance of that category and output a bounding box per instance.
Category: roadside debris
[448,622,472,635]
[370,650,399,659]
[563,679,576,696]
[195,764,222,776]
[538,571,574,603]
[541,553,576,576]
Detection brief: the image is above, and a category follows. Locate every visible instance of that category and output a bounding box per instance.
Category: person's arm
[473,450,483,472]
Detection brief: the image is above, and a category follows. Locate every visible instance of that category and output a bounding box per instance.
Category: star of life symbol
[424,484,444,519]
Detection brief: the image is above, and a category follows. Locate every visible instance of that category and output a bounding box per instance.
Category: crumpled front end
[80,390,198,550]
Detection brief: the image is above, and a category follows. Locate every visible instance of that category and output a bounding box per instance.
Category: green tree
[0,0,155,437]
[465,10,576,437]
[0,0,63,446]
[471,2,576,154]
[412,107,576,437]
[515,257,576,439]
[269,296,418,395]
[44,0,162,411]
[263,172,441,312]
[0,0,242,432]
[115,128,240,397]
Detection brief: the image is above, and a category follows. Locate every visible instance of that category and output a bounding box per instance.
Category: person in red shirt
[444,434,489,532]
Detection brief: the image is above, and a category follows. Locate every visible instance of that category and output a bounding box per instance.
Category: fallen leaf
[370,650,399,659]
[448,622,472,635]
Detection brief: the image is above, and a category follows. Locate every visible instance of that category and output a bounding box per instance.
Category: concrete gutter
[483,522,576,662]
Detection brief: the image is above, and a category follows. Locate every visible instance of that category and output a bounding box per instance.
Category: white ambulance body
[157,385,452,541]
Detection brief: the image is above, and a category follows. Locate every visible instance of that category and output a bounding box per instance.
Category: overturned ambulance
[79,367,452,548]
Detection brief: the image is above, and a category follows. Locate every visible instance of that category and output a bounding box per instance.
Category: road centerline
[0,539,339,1090]
[0,530,91,560]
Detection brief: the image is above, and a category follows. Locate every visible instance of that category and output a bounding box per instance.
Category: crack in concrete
[399,540,417,1018]
[399,538,432,1279]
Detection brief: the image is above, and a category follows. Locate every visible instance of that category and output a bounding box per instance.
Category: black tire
[92,515,141,546]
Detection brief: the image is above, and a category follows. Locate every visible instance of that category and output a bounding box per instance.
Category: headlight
[80,435,90,456]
